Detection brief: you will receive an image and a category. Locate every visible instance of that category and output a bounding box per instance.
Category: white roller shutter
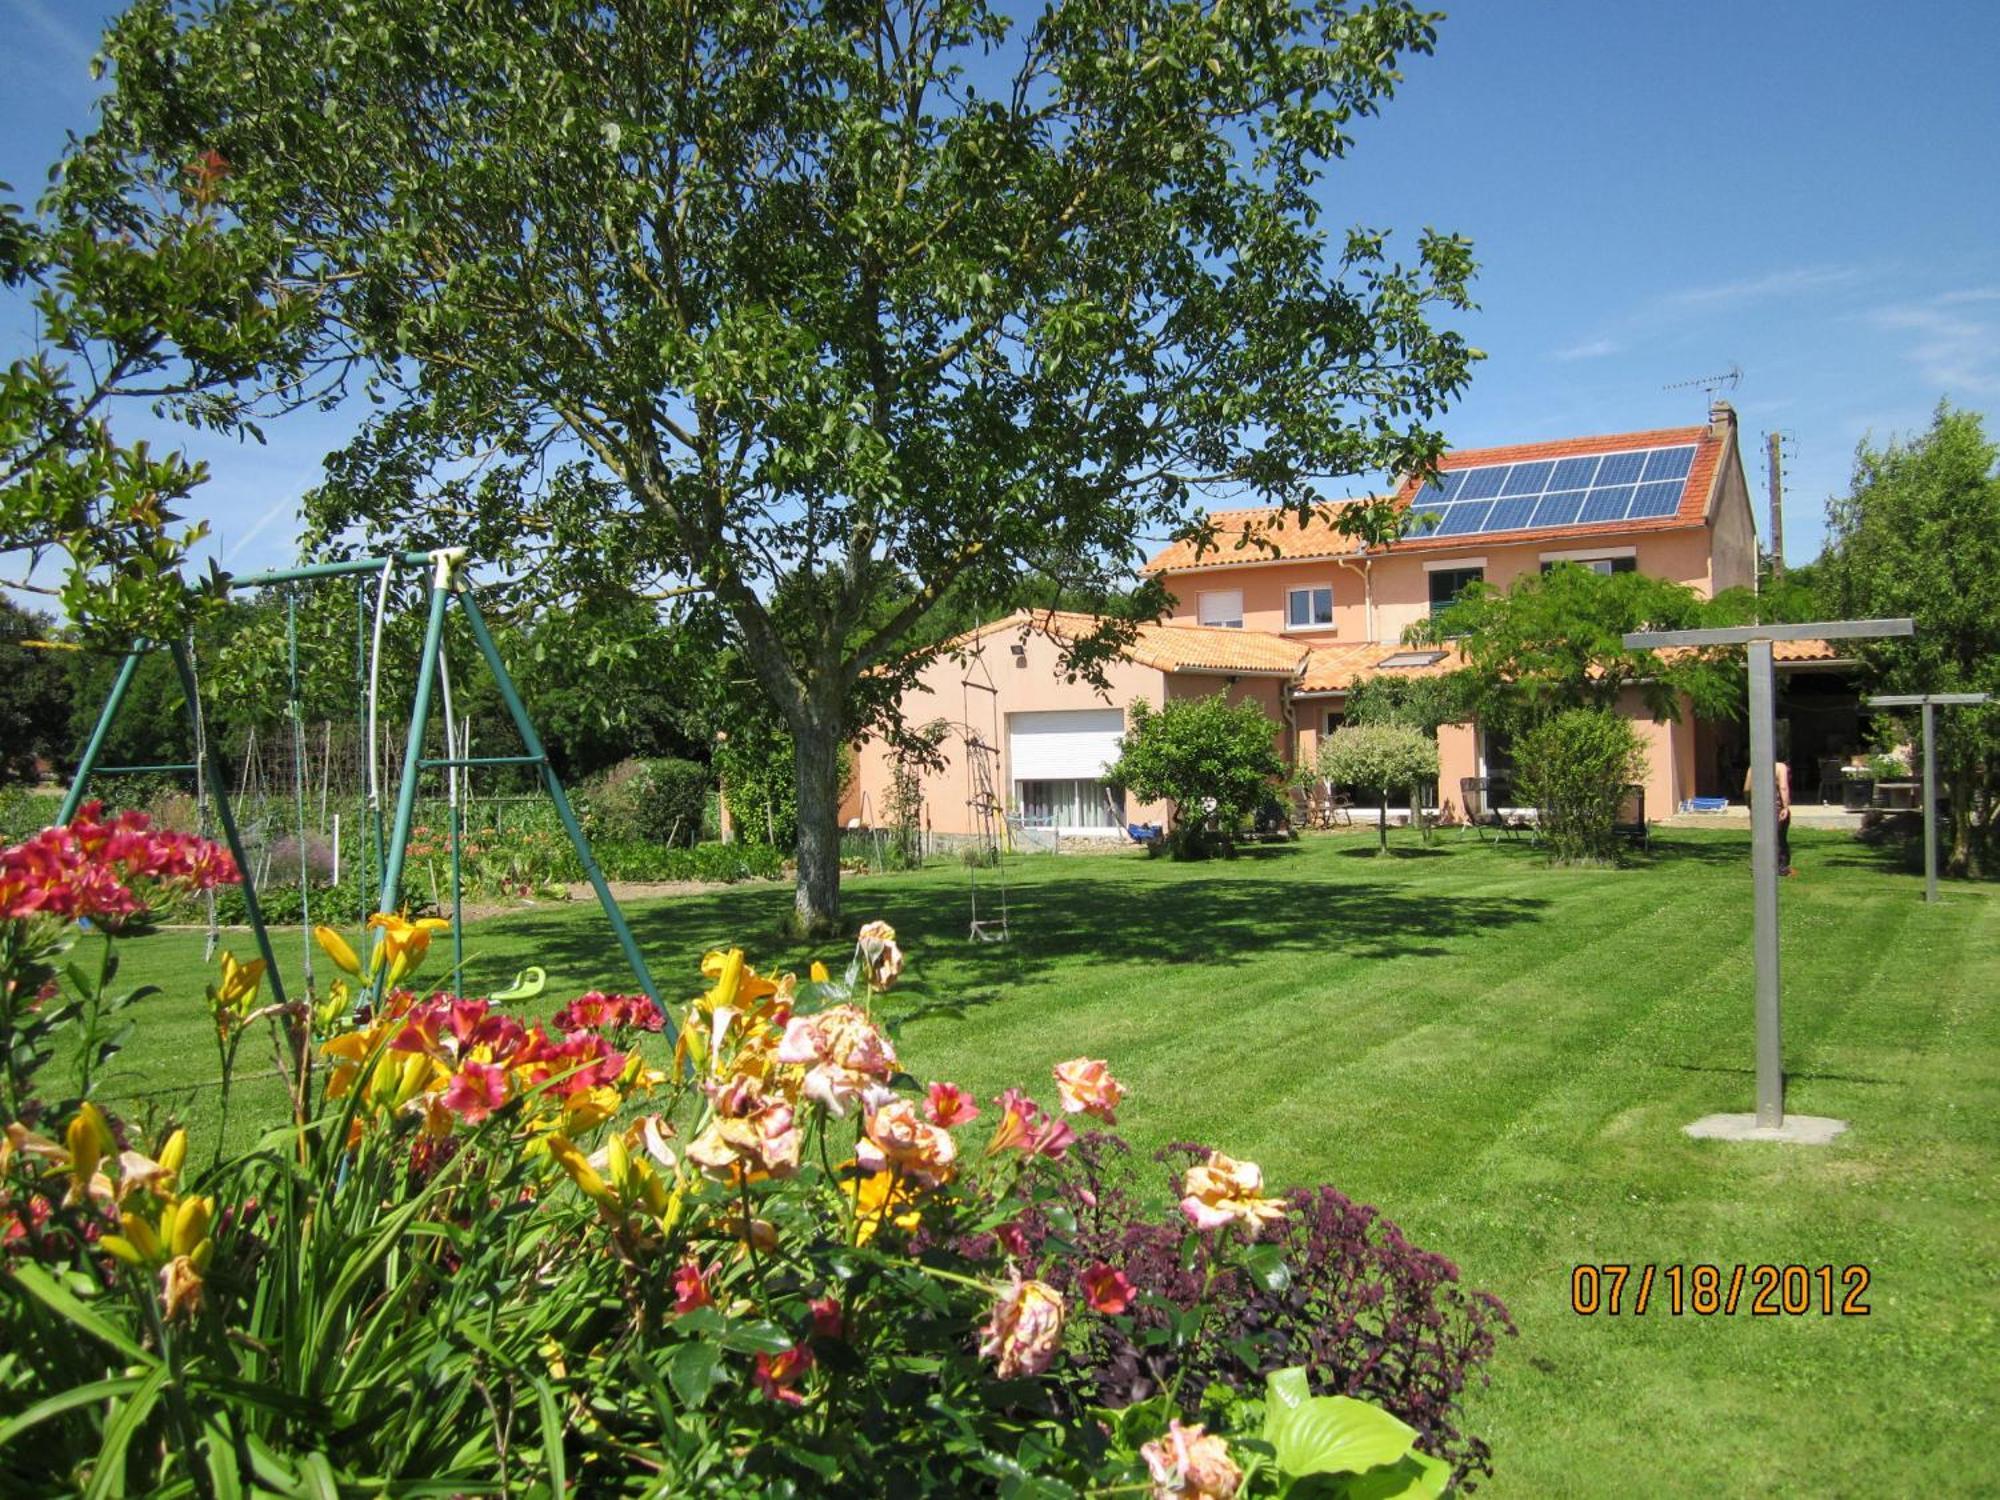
[1007,710,1124,782]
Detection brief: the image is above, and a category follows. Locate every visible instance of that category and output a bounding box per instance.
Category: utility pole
[1766,432,1786,581]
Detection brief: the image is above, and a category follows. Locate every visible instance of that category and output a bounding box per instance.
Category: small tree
[1514,709,1646,866]
[1109,695,1283,859]
[1317,724,1439,851]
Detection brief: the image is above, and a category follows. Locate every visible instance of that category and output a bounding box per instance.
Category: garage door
[1007,709,1124,782]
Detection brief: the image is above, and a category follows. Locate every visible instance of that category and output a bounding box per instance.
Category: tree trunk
[789,710,845,938]
[1378,790,1388,851]
[1947,770,1975,878]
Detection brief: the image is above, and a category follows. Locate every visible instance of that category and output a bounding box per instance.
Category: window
[1286,585,1335,630]
[1427,566,1484,617]
[1197,589,1244,628]
[1323,710,1346,737]
[1014,779,1123,830]
[1541,556,1637,576]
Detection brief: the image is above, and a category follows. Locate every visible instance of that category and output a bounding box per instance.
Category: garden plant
[0,808,1505,1495]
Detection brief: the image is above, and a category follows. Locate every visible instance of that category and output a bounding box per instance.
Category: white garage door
[1008,709,1124,782]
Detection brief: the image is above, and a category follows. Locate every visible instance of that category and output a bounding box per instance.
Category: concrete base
[1683,1112,1850,1145]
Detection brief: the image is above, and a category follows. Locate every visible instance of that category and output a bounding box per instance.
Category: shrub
[1317,723,1440,850]
[1018,1137,1514,1490]
[593,839,784,883]
[1108,693,1285,858]
[1514,708,1646,865]
[585,756,710,847]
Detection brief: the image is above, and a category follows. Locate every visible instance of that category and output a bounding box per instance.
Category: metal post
[1921,700,1937,904]
[375,563,454,926]
[59,648,147,823]
[456,588,664,1006]
[1747,641,1784,1127]
[168,642,288,1011]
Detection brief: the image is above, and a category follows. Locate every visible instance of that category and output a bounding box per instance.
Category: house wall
[1161,525,1728,644]
[849,626,1171,837]
[1708,440,1760,595]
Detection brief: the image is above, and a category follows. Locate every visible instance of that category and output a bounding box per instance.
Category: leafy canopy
[1513,707,1645,867]
[1110,692,1285,853]
[1821,402,2000,875]
[66,0,1477,929]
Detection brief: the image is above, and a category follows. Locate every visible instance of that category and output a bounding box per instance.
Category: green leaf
[1335,1450,1453,1500]
[1242,1242,1292,1293]
[718,1318,795,1355]
[531,1377,567,1494]
[1262,1367,1418,1480]
[666,1341,722,1411]
[0,1375,148,1450]
[81,1362,168,1500]
[5,1262,153,1363]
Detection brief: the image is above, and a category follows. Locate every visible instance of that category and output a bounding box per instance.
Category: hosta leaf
[1262,1367,1418,1480]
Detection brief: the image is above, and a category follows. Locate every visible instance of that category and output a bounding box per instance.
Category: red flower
[808,1295,845,1342]
[672,1258,714,1313]
[440,1059,508,1124]
[923,1081,980,1128]
[1080,1262,1136,1316]
[753,1344,814,1406]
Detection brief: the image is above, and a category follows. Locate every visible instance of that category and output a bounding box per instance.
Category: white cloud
[1666,264,1865,308]
[3,0,96,68]
[1868,290,2000,399]
[1553,337,1621,361]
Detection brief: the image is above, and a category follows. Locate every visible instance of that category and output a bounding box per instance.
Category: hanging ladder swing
[962,624,1009,943]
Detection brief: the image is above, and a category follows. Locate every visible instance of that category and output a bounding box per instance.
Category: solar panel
[1411,444,1696,540]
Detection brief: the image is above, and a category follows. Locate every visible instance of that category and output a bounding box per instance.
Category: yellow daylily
[843,1168,923,1245]
[368,913,452,987]
[63,1103,113,1206]
[208,950,267,1032]
[103,1192,216,1321]
[314,924,362,976]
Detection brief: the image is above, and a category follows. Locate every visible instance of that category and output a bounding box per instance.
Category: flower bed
[1,810,1509,1495]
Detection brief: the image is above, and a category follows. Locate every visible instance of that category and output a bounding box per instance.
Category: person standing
[1744,760,1794,876]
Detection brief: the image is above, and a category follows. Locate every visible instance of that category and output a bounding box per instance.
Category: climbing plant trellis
[61,547,662,1008]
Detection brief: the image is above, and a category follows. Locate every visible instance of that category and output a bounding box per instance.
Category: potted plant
[1839,762,1875,812]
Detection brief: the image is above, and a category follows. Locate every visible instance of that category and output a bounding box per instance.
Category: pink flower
[995,1219,1032,1260]
[1140,1420,1243,1500]
[983,1088,1076,1161]
[1179,1151,1287,1232]
[754,1344,814,1406]
[924,1081,981,1128]
[1052,1058,1124,1123]
[809,1295,845,1342]
[854,1098,958,1187]
[855,919,903,990]
[1080,1262,1136,1316]
[672,1258,715,1313]
[776,1005,897,1116]
[979,1276,1065,1379]
[440,1059,508,1124]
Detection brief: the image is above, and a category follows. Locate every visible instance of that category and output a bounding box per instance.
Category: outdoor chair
[1613,784,1648,849]
[1816,757,1845,804]
[1459,777,1509,841]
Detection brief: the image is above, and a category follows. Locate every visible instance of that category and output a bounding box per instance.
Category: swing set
[61,547,662,1009]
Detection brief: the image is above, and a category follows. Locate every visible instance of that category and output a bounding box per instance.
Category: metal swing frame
[59,547,663,1009]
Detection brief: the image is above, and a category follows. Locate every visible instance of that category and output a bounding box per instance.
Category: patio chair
[1459,777,1507,841]
[1613,784,1648,849]
[1816,757,1845,805]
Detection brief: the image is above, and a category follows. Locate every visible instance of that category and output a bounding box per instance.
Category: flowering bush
[0,811,1503,1495]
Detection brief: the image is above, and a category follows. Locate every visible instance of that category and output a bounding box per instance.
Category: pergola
[1622,617,1915,1142]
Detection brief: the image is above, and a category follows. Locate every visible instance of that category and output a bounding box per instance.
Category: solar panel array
[1405,444,1697,539]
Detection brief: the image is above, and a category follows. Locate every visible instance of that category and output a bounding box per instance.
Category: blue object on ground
[1686,796,1729,813]
[1126,823,1163,843]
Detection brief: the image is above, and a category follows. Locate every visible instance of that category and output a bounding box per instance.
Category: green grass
[72,827,2000,1497]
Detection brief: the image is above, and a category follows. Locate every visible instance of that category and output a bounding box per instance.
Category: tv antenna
[1663,363,1742,403]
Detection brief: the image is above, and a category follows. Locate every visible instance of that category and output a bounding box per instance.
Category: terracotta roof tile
[1297,642,1466,693]
[958,610,1310,677]
[1143,420,1731,575]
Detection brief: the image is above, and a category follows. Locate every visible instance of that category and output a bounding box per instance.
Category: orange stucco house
[848,402,1853,839]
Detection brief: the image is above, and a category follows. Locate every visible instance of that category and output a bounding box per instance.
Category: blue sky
[4,0,1996,585]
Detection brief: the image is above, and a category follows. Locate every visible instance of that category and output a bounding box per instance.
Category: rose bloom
[855,919,904,991]
[924,1081,980,1128]
[979,1276,1065,1379]
[1179,1151,1287,1232]
[1141,1419,1243,1500]
[1079,1261,1136,1316]
[1051,1057,1124,1123]
[854,1098,958,1187]
[776,1005,898,1116]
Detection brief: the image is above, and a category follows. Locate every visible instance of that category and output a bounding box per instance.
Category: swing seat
[1126,822,1163,845]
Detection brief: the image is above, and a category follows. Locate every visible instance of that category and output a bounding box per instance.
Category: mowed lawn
[84,827,1998,1497]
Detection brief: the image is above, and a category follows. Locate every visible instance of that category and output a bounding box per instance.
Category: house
[847,402,1854,839]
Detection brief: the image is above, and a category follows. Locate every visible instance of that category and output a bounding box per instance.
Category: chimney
[1709,399,1737,441]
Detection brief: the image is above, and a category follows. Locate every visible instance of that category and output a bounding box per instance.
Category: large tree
[1822,404,2000,876]
[68,0,1477,932]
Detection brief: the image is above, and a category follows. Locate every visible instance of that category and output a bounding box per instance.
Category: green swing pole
[455,587,663,1006]
[374,556,456,935]
[354,577,371,931]
[58,646,148,824]
[167,641,288,1011]
[286,594,314,989]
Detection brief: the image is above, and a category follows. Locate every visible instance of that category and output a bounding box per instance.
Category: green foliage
[1821,403,2000,876]
[714,716,803,851]
[1419,565,1739,732]
[1513,709,1647,866]
[0,605,73,783]
[69,0,1477,930]
[1317,724,1439,850]
[1342,673,1472,737]
[1110,694,1285,857]
[585,757,711,848]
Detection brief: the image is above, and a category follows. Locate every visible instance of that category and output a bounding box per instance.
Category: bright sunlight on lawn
[90,827,1997,1497]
